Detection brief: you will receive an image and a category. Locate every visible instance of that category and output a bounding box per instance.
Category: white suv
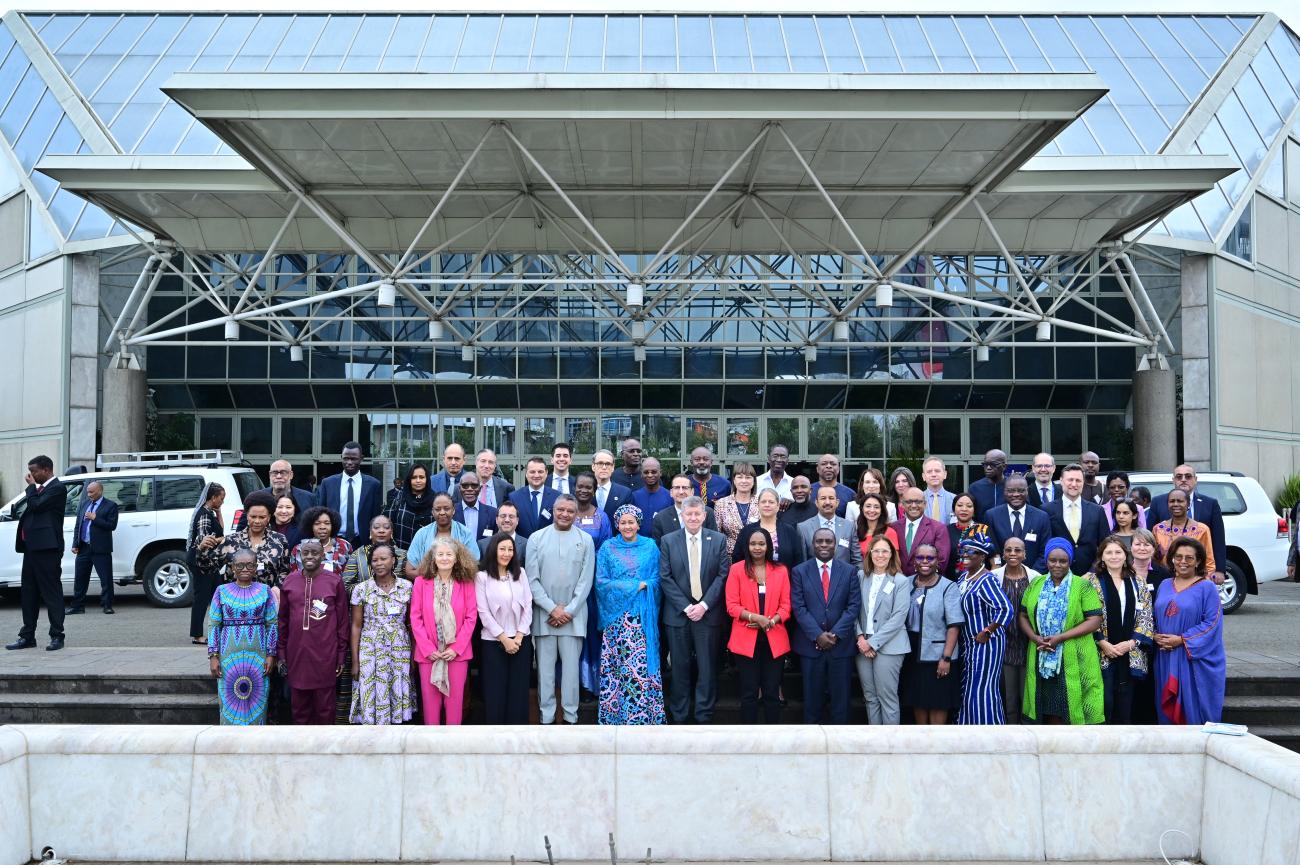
[1127,471,1288,614]
[0,451,262,608]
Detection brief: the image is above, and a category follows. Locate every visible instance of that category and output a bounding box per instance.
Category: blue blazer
[73,496,118,555]
[1149,491,1226,574]
[453,501,498,543]
[967,478,1004,520]
[985,504,1052,571]
[508,485,561,538]
[599,482,633,521]
[316,472,382,541]
[789,557,862,659]
[1044,498,1108,575]
[428,469,466,495]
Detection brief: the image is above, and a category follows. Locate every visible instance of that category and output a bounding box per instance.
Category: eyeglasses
[914,554,937,562]
[269,469,291,475]
[230,562,257,570]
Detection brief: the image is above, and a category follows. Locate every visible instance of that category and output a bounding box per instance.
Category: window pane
[240,417,273,454]
[848,414,885,460]
[522,416,556,454]
[1009,417,1041,455]
[643,414,681,457]
[782,17,825,72]
[567,16,603,71]
[604,15,639,71]
[454,15,500,71]
[1026,17,1086,71]
[442,417,475,453]
[766,417,799,453]
[726,417,759,456]
[563,416,597,453]
[531,16,570,71]
[199,416,233,450]
[987,17,1043,71]
[678,17,713,71]
[887,17,938,71]
[817,16,862,72]
[713,17,750,72]
[155,476,205,511]
[923,17,975,73]
[280,417,314,454]
[418,15,464,71]
[643,16,676,71]
[341,16,397,72]
[887,414,922,459]
[321,417,354,452]
[747,16,788,72]
[928,417,961,454]
[482,416,516,457]
[1234,68,1285,146]
[1050,417,1084,456]
[686,417,720,452]
[808,417,840,455]
[381,15,430,71]
[968,417,1002,453]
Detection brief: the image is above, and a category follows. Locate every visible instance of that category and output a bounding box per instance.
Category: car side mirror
[0,508,11,522]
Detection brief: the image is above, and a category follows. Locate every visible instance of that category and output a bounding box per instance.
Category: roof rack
[95,450,244,471]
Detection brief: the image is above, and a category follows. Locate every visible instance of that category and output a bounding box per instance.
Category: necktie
[906,520,916,553]
[929,493,940,520]
[1068,501,1080,541]
[531,490,541,520]
[345,477,356,536]
[821,563,831,601]
[1012,509,1022,537]
[84,500,96,542]
[688,534,702,601]
[823,518,834,531]
[1188,497,1196,521]
[597,486,608,511]
[1041,486,1051,504]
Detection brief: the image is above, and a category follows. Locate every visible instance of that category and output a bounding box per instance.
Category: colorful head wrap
[612,503,644,526]
[958,531,996,557]
[1044,536,1074,562]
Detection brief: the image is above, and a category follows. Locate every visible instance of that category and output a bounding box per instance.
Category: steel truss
[104,120,1177,367]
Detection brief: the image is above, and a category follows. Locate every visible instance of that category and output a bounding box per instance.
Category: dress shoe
[4,638,36,650]
[46,638,64,651]
[103,607,115,614]
[64,606,85,615]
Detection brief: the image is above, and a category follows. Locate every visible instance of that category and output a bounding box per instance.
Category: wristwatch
[941,654,953,663]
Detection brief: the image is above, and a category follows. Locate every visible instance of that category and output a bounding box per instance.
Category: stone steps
[0,672,214,696]
[1239,725,1300,753]
[0,691,216,724]
[1222,694,1300,727]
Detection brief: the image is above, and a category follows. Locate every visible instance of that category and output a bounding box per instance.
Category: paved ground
[0,579,1295,677]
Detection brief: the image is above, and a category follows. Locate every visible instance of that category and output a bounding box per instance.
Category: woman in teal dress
[208,548,279,725]
[596,504,665,725]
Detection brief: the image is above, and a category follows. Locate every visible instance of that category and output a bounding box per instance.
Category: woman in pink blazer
[410,536,479,725]
[725,526,792,724]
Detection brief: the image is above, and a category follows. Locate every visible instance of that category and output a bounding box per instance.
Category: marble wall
[0,724,1297,865]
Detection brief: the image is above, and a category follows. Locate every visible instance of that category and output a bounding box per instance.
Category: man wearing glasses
[1149,464,1226,585]
[890,487,952,576]
[967,449,1008,521]
[240,459,314,529]
[591,449,632,521]
[453,472,498,544]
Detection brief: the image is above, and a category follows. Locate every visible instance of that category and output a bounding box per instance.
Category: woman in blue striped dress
[957,532,1015,724]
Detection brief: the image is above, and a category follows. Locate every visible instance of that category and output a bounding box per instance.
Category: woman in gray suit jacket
[855,537,913,724]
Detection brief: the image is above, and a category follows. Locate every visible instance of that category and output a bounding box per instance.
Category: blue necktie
[83,501,96,542]
[532,490,541,520]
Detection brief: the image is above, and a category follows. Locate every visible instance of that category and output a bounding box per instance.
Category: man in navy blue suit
[508,457,560,538]
[68,481,119,615]
[592,449,632,521]
[453,472,498,546]
[316,441,382,547]
[1148,464,1226,584]
[967,448,1007,520]
[1043,464,1107,575]
[790,528,862,724]
[985,475,1052,572]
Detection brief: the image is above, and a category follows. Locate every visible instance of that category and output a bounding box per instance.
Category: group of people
[172,436,1230,728]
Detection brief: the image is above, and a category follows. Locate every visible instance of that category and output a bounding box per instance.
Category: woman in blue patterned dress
[596,504,665,725]
[957,532,1015,725]
[349,542,414,725]
[208,548,278,725]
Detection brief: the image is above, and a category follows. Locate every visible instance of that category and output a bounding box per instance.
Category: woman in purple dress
[1153,537,1225,725]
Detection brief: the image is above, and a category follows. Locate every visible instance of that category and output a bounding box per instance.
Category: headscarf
[958,531,996,557]
[1044,536,1074,563]
[401,464,435,517]
[612,503,644,527]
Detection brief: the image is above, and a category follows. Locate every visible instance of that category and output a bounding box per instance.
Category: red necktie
[821,563,830,601]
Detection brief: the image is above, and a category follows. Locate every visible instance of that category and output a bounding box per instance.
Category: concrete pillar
[67,254,100,469]
[1179,253,1213,469]
[101,359,147,455]
[1133,363,1177,471]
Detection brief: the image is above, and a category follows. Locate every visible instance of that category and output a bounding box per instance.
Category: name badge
[311,598,328,613]
[386,602,403,617]
[482,529,493,537]
[542,509,551,519]
[883,581,895,595]
[837,538,849,548]
[1025,532,1037,542]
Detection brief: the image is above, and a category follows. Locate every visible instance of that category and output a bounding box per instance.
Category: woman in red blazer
[726,527,792,724]
[410,536,479,725]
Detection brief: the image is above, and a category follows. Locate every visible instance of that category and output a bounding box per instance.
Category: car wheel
[141,550,194,608]
[1220,561,1246,614]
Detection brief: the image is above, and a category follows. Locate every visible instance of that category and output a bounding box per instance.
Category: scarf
[403,486,434,518]
[1036,573,1073,679]
[430,577,457,696]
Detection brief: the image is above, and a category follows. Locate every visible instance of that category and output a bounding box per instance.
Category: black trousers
[19,550,64,641]
[664,620,723,723]
[800,653,853,723]
[189,567,220,639]
[1103,655,1135,724]
[480,635,533,724]
[736,637,784,724]
[72,549,113,610]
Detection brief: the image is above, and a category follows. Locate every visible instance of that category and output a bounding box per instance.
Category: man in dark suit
[545,441,575,496]
[968,448,1007,519]
[986,475,1052,572]
[592,449,632,521]
[238,458,315,529]
[473,448,515,510]
[778,475,817,528]
[478,501,525,570]
[652,474,717,541]
[1026,452,1061,509]
[891,486,952,575]
[429,443,467,495]
[1148,464,1227,584]
[658,497,730,724]
[316,442,382,547]
[1044,464,1107,575]
[385,477,402,508]
[453,472,498,546]
[508,457,560,538]
[797,484,862,570]
[7,455,69,651]
[67,481,118,615]
[790,528,862,723]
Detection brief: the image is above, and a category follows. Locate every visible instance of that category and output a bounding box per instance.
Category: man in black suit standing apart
[1148,464,1226,584]
[317,441,382,547]
[658,497,730,724]
[1044,463,1107,575]
[7,455,69,651]
[790,528,862,723]
[68,481,118,615]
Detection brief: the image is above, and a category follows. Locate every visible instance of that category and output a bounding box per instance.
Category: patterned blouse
[994,565,1038,667]
[291,536,354,575]
[198,529,292,587]
[1152,519,1217,575]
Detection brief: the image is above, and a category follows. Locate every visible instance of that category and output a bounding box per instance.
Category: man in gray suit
[798,485,863,571]
[658,496,730,724]
[526,495,594,725]
[478,500,525,570]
